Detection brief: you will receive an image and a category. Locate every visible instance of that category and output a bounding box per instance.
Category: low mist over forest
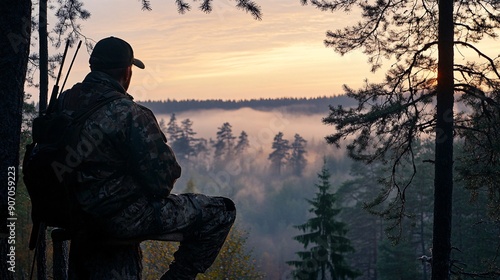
[136,96,499,279]
[142,96,356,279]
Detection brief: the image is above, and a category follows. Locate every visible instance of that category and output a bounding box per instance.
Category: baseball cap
[89,36,145,70]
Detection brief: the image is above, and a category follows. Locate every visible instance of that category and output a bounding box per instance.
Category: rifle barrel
[61,40,82,94]
[46,40,71,113]
[55,40,70,87]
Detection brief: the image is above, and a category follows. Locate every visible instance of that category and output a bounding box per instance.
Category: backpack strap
[71,93,125,123]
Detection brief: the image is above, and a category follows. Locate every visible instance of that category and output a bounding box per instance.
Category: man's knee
[218,197,236,225]
[210,197,235,229]
[221,197,236,212]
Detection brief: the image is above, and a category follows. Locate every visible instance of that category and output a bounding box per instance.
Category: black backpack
[22,89,123,249]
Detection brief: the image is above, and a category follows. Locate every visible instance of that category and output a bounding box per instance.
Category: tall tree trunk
[432,0,454,279]
[0,0,31,279]
[39,0,48,112]
[37,0,49,278]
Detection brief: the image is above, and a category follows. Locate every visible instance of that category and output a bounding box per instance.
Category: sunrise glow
[33,0,388,102]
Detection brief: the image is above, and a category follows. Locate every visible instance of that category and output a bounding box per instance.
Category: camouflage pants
[70,193,235,280]
[152,193,236,279]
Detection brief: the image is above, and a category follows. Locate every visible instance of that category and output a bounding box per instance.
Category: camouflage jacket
[58,71,181,233]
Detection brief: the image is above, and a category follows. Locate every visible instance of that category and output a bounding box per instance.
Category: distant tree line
[160,113,310,177]
[139,95,356,115]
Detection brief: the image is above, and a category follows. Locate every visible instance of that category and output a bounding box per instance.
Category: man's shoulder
[100,96,136,116]
[97,95,157,124]
[112,96,147,111]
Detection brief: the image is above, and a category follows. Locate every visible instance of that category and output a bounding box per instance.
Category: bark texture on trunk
[0,0,31,279]
[432,0,455,279]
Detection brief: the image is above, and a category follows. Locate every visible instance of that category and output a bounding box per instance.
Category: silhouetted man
[59,36,235,279]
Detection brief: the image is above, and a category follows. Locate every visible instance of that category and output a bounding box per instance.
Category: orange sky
[28,0,499,102]
[27,0,387,102]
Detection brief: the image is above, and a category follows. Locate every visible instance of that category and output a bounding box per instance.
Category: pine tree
[181,119,196,143]
[158,118,167,134]
[377,238,420,280]
[268,132,290,175]
[451,154,500,276]
[173,118,197,159]
[457,92,500,218]
[235,131,250,155]
[192,138,209,162]
[302,0,500,277]
[166,113,182,143]
[287,160,359,280]
[213,122,236,161]
[336,161,385,280]
[290,133,308,176]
